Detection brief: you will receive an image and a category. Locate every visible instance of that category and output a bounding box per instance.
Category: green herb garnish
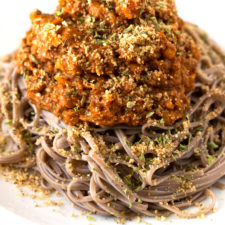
[31,55,39,65]
[123,25,132,33]
[162,136,167,147]
[51,127,57,134]
[86,215,95,221]
[91,16,95,22]
[208,142,219,149]
[28,143,34,152]
[208,155,215,164]
[129,201,133,208]
[146,112,154,118]
[88,28,94,34]
[156,2,164,7]
[55,7,63,17]
[123,176,132,186]
[140,153,145,162]
[78,17,84,22]
[6,120,12,125]
[96,39,103,45]
[179,144,187,151]
[151,16,161,32]
[159,118,164,124]
[125,138,132,146]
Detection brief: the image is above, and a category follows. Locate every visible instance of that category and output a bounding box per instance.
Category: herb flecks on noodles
[0,0,224,220]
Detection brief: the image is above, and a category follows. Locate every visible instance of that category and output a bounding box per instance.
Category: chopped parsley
[140,153,145,162]
[129,201,133,208]
[123,25,133,33]
[50,127,57,134]
[151,17,161,32]
[123,176,132,186]
[91,16,96,22]
[55,7,63,17]
[135,186,142,192]
[96,39,103,45]
[208,155,215,164]
[86,215,95,221]
[159,118,164,124]
[156,2,164,7]
[162,136,167,147]
[179,144,187,151]
[88,28,94,34]
[125,138,132,146]
[28,143,34,152]
[31,55,39,65]
[146,112,154,118]
[208,142,219,149]
[122,71,129,76]
[78,17,84,22]
[5,120,12,125]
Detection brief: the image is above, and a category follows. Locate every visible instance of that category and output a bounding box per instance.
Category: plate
[0,1,225,224]
[1,176,225,225]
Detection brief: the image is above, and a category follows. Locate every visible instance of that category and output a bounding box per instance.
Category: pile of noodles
[0,23,225,218]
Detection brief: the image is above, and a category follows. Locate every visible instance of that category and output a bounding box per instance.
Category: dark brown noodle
[0,23,225,218]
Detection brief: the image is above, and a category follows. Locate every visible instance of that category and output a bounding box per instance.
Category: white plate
[0,1,225,224]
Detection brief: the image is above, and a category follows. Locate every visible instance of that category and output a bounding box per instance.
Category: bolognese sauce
[16,0,200,126]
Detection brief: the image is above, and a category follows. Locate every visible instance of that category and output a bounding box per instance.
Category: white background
[1,0,225,57]
[0,1,225,225]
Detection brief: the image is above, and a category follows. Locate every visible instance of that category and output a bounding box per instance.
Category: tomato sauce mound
[16,0,200,126]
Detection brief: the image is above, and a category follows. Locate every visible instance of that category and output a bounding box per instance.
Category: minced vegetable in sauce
[16,0,200,126]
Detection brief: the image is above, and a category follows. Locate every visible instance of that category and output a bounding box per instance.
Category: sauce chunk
[16,0,200,126]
